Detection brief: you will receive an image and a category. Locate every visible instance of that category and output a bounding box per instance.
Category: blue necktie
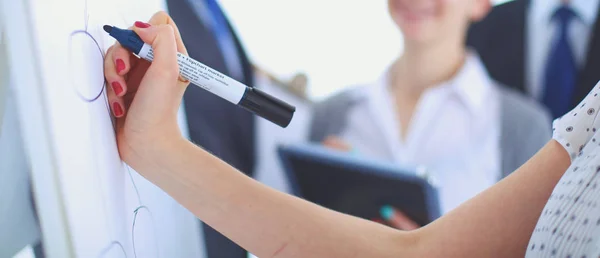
[204,0,230,43]
[204,0,244,81]
[542,6,578,118]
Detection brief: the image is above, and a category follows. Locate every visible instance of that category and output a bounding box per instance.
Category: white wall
[220,0,400,100]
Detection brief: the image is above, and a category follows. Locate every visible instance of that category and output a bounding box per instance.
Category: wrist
[119,127,188,171]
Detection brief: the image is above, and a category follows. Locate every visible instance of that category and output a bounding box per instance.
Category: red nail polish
[113,102,124,117]
[112,81,123,96]
[116,59,125,74]
[134,21,151,28]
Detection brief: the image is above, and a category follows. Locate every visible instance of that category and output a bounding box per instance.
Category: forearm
[128,137,416,258]
[417,140,570,257]
[127,137,568,257]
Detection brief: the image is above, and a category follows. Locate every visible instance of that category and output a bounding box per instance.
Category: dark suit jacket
[167,0,254,257]
[467,0,600,108]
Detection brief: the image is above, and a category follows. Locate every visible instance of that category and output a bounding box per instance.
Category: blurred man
[468,0,600,118]
[167,0,255,257]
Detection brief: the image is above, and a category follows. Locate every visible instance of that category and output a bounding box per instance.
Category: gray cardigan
[309,86,552,180]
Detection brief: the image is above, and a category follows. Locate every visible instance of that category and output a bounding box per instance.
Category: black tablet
[278,144,441,226]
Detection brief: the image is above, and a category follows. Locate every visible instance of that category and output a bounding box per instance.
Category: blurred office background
[0,0,581,257]
[220,0,513,100]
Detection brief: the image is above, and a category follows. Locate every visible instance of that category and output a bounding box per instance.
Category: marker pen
[103,25,295,128]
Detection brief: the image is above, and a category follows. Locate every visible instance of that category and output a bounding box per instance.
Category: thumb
[133,23,179,83]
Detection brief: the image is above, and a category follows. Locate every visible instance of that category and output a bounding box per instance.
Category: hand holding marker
[103,25,295,128]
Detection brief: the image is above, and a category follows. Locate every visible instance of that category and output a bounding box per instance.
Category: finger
[110,25,140,74]
[112,42,132,76]
[146,11,187,55]
[144,12,190,88]
[110,41,136,97]
[104,45,128,98]
[106,77,126,118]
[323,136,353,152]
[132,23,179,83]
[380,206,420,231]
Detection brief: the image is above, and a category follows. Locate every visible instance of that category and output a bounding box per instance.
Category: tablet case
[278,144,441,226]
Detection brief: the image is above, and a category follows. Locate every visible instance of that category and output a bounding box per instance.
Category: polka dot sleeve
[552,82,600,161]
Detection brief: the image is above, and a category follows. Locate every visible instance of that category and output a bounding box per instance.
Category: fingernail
[134,21,151,28]
[380,205,393,220]
[112,81,123,96]
[113,102,124,117]
[116,59,125,74]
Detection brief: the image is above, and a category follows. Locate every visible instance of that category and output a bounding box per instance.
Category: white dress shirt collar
[530,0,599,26]
[358,51,495,118]
[347,51,497,163]
[449,51,496,116]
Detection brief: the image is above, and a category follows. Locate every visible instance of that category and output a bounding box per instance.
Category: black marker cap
[239,88,296,128]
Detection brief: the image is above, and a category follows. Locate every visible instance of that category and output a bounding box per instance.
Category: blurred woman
[310,0,551,216]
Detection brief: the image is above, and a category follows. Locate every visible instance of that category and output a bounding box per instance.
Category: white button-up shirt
[339,53,501,214]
